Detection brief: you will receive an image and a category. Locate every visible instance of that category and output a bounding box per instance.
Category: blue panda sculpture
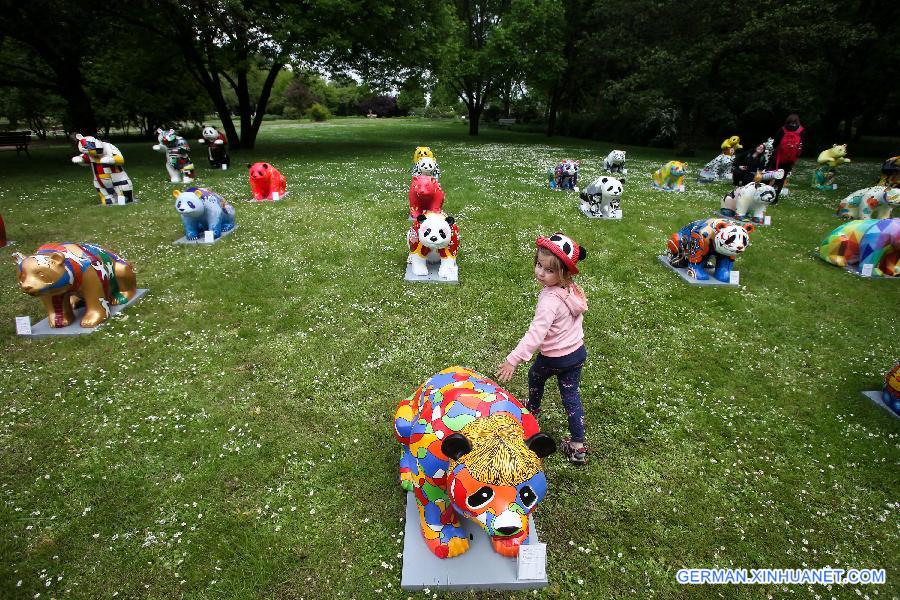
[173,187,235,240]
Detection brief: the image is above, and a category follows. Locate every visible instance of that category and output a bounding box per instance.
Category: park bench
[497,118,516,126]
[0,131,32,156]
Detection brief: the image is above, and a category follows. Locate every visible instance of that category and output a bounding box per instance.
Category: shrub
[306,103,330,122]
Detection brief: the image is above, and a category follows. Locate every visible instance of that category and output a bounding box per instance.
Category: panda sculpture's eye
[439,230,446,239]
[188,201,196,209]
[423,228,431,237]
[724,234,736,245]
[467,486,494,510]
[519,485,537,508]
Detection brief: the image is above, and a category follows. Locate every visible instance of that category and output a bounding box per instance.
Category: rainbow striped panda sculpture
[394,366,555,559]
[667,218,755,282]
[818,218,899,278]
[153,128,194,183]
[71,134,134,205]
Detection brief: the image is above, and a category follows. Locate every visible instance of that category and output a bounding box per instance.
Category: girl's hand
[496,361,515,383]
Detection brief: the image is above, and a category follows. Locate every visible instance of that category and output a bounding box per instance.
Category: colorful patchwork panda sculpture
[247,162,287,201]
[408,175,445,219]
[548,159,580,191]
[407,210,460,280]
[173,188,236,240]
[720,182,777,223]
[836,186,900,220]
[604,150,627,177]
[153,128,194,183]
[883,362,900,417]
[818,218,899,278]
[652,161,688,192]
[667,218,755,282]
[71,134,134,205]
[580,176,623,218]
[198,126,230,169]
[394,366,556,559]
[12,242,137,329]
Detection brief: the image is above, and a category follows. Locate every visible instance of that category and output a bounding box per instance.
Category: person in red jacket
[768,113,805,202]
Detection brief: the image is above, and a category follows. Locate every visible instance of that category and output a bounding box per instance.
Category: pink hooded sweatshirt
[506,284,588,366]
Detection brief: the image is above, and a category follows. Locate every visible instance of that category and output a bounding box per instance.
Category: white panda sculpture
[604,150,627,177]
[580,176,623,218]
[412,157,441,179]
[720,182,776,224]
[407,210,460,281]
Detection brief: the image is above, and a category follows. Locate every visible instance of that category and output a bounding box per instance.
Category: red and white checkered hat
[536,233,587,274]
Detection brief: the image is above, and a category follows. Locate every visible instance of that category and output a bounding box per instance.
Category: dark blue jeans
[527,346,587,443]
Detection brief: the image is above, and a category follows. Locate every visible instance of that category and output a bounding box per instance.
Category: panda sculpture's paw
[425,527,470,559]
[438,263,458,280]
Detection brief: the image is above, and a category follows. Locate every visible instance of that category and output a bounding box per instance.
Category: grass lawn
[0,118,897,599]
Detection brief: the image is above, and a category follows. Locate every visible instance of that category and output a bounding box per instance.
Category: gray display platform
[245,192,286,202]
[657,255,739,287]
[400,492,547,591]
[100,199,138,207]
[174,224,239,245]
[405,262,459,284]
[580,205,621,219]
[862,391,899,418]
[714,211,770,226]
[19,289,148,338]
[1,240,15,248]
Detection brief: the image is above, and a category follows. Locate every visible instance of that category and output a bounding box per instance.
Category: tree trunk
[468,105,481,135]
[52,63,97,135]
[547,88,561,137]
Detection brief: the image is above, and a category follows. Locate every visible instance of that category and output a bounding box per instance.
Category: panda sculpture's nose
[430,236,438,242]
[496,526,520,536]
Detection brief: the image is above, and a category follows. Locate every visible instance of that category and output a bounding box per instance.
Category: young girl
[497,233,589,465]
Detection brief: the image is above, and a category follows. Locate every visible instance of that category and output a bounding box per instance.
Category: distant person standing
[768,113,805,202]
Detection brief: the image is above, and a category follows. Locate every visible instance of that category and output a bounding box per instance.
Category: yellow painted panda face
[413,146,434,163]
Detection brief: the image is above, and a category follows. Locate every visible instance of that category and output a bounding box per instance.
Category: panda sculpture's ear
[11,252,26,265]
[743,223,756,234]
[714,221,728,231]
[417,214,427,223]
[247,163,253,169]
[601,177,608,184]
[445,216,455,225]
[194,189,204,198]
[75,133,84,140]
[442,433,472,460]
[172,190,181,199]
[48,252,66,267]
[525,433,556,458]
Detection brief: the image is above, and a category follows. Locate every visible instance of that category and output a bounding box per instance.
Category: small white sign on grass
[517,543,547,580]
[729,271,740,285]
[204,230,215,243]
[15,316,32,336]
[861,264,874,277]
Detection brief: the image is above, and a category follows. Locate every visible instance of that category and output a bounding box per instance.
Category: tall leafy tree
[432,0,522,135]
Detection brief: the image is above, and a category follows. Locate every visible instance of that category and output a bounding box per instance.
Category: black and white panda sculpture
[604,150,627,177]
[580,176,623,218]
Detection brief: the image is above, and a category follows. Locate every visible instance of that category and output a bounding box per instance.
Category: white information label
[861,264,874,277]
[763,215,771,225]
[271,192,280,201]
[15,316,32,336]
[117,196,126,206]
[729,271,740,285]
[204,230,215,243]
[221,164,228,170]
[517,543,547,580]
